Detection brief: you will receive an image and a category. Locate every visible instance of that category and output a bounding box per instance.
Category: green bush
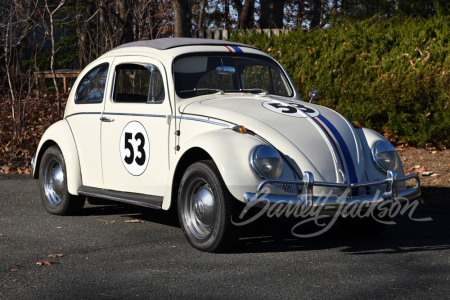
[230,15,450,147]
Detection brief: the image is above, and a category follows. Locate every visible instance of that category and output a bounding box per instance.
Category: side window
[114,64,150,103]
[114,64,165,103]
[75,63,109,104]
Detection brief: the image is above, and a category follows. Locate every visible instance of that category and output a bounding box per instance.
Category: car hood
[179,95,363,183]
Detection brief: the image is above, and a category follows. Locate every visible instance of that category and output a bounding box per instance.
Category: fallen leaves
[124,219,144,223]
[35,253,64,266]
[0,94,66,175]
[98,219,116,225]
[408,165,426,175]
[407,165,438,177]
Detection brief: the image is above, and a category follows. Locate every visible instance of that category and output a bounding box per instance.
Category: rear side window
[75,63,109,104]
[113,63,165,103]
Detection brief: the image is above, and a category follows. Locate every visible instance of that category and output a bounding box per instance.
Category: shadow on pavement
[80,195,450,255]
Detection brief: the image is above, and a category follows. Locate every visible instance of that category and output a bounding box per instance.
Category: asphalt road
[1,174,449,299]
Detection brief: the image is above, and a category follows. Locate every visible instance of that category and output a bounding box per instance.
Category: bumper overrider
[244,170,421,215]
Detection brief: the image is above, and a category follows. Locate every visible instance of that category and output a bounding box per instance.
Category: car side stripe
[225,46,233,52]
[316,114,358,184]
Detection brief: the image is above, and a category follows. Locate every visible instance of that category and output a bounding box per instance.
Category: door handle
[100,116,115,122]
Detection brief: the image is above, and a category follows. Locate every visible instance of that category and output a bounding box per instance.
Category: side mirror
[216,66,235,75]
[309,89,319,103]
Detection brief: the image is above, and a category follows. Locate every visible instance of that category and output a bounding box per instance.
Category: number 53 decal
[120,121,150,176]
[262,100,319,118]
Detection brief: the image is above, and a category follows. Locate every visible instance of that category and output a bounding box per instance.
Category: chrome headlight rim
[371,140,399,173]
[250,145,283,179]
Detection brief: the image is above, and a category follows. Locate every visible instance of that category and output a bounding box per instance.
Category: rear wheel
[39,146,85,215]
[178,160,236,252]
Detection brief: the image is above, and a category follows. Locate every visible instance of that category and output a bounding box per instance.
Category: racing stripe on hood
[313,115,358,184]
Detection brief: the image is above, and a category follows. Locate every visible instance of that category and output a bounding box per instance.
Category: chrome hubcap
[184,179,216,239]
[44,158,64,206]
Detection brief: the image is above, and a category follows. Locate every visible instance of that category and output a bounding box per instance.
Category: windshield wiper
[225,88,269,95]
[180,88,224,95]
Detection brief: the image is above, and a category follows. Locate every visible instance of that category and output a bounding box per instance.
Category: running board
[78,186,163,209]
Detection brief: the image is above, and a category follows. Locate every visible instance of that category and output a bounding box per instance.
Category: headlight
[371,140,400,172]
[250,145,282,179]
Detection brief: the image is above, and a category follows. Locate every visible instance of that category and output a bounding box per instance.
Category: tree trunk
[224,0,231,29]
[198,0,207,30]
[395,0,401,12]
[118,0,134,44]
[173,0,192,37]
[232,0,243,17]
[331,0,338,15]
[75,0,88,67]
[238,0,255,29]
[4,14,17,138]
[45,0,65,113]
[310,0,322,29]
[260,0,285,29]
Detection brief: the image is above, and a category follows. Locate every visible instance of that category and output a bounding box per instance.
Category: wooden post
[214,29,221,40]
[222,29,229,40]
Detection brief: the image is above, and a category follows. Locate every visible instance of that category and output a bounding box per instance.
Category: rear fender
[34,120,82,195]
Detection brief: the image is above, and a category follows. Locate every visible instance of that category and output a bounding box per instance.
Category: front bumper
[244,170,421,215]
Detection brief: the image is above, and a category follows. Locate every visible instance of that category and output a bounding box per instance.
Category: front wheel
[178,160,236,252]
[39,146,85,215]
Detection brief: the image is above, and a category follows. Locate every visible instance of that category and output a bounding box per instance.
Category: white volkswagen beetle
[32,38,420,252]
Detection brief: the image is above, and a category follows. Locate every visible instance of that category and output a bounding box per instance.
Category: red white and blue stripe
[312,114,358,186]
[225,45,243,53]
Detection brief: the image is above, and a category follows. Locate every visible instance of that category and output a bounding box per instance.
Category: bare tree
[45,0,65,112]
[310,0,323,29]
[331,0,338,15]
[198,0,207,30]
[118,0,134,44]
[2,0,38,138]
[173,0,192,37]
[260,0,286,29]
[233,0,255,29]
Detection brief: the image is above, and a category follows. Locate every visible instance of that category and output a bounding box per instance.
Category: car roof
[114,38,259,51]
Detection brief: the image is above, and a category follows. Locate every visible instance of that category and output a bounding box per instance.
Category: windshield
[174,53,293,98]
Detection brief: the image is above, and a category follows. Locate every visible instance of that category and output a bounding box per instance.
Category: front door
[101,56,171,197]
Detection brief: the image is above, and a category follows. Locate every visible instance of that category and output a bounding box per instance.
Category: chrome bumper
[244,170,421,214]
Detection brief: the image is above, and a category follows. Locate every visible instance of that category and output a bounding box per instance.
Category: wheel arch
[168,147,212,212]
[34,120,82,195]
[162,129,263,210]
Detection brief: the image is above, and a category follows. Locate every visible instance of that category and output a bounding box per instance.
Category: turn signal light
[233,125,247,134]
[352,121,361,128]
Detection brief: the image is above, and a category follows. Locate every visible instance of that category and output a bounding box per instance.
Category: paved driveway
[1,175,449,299]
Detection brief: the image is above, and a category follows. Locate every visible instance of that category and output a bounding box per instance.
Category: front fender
[163,129,264,209]
[356,127,405,180]
[34,119,82,195]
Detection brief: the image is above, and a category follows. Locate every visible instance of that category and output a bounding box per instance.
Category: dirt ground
[398,148,450,188]
[398,148,450,207]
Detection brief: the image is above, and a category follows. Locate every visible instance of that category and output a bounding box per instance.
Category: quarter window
[75,63,109,104]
